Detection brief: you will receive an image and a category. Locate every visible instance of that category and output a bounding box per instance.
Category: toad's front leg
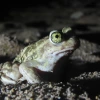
[19,61,40,84]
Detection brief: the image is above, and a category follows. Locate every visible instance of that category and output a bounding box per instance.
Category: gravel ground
[0,81,91,100]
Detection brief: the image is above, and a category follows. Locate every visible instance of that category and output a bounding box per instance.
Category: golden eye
[49,30,63,44]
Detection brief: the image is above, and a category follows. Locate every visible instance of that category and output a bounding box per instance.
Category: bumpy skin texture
[1,27,79,85]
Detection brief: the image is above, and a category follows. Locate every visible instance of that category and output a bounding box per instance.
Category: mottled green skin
[14,36,48,63]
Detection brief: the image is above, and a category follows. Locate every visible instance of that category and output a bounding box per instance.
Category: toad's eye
[49,30,63,45]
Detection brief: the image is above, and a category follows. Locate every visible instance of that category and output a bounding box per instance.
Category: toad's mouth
[54,47,75,56]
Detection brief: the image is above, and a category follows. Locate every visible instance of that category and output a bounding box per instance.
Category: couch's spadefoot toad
[1,27,79,85]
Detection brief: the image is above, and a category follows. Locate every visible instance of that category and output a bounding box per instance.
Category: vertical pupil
[55,35,59,38]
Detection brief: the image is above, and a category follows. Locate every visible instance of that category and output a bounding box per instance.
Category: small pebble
[4,96,10,100]
[28,91,34,97]
[26,95,30,100]
[30,98,34,100]
[24,90,28,94]
[10,88,15,94]
[48,83,52,88]
[11,95,16,98]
